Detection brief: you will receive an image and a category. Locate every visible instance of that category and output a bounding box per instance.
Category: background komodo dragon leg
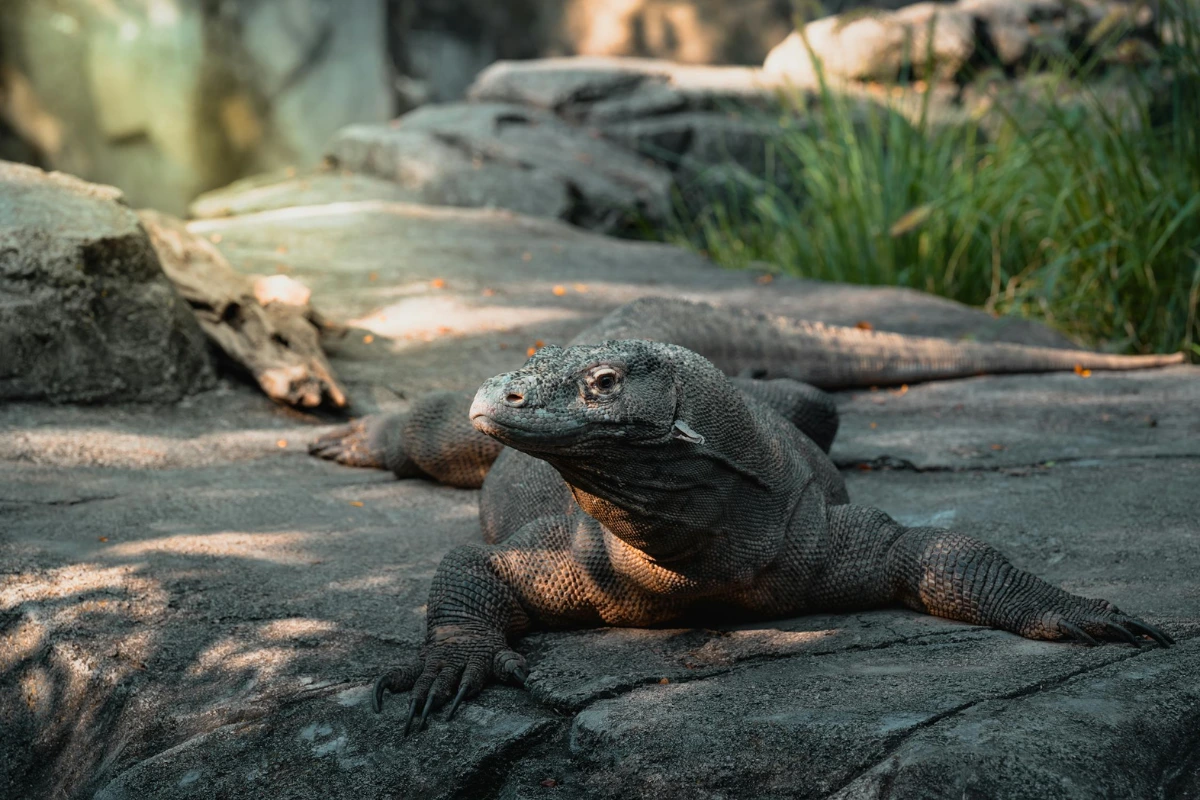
[310,377,840,482]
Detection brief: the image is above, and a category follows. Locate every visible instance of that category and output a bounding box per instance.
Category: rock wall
[0,0,393,215]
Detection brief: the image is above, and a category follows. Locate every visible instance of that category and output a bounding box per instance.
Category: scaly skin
[347,339,1172,733]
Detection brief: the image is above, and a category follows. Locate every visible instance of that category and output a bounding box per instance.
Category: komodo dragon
[310,298,1180,733]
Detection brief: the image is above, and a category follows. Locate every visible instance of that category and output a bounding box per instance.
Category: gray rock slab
[189,169,424,220]
[0,162,214,403]
[832,366,1200,470]
[324,103,676,234]
[185,200,1073,407]
[468,57,783,116]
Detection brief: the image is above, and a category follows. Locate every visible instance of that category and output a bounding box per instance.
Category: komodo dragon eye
[586,366,622,396]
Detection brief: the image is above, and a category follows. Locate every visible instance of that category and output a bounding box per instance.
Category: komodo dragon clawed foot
[309,415,396,469]
[372,622,528,733]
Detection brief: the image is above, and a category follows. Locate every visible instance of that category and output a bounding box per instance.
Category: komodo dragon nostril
[505,391,525,407]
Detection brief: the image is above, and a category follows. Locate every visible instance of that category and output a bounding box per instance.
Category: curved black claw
[402,697,419,737]
[1059,620,1099,646]
[372,674,390,714]
[1105,622,1140,647]
[418,692,437,732]
[1124,619,1174,647]
[512,667,529,686]
[446,684,470,720]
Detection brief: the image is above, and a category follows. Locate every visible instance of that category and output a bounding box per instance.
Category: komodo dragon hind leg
[309,390,503,488]
[732,377,839,453]
[819,505,1175,647]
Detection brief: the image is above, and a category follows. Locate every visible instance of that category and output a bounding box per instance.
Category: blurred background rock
[0,0,908,214]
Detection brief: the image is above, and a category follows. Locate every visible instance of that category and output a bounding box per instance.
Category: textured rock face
[0,161,214,403]
[468,57,789,185]
[1,189,1196,799]
[0,0,392,214]
[324,102,675,233]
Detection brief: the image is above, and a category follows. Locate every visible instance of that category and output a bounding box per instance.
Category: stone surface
[3,190,1196,799]
[0,161,214,403]
[184,199,1072,400]
[325,102,676,233]
[468,57,793,181]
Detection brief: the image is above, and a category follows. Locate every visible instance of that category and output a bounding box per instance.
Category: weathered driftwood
[139,209,347,409]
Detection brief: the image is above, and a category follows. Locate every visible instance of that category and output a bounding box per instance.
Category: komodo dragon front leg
[371,339,1173,732]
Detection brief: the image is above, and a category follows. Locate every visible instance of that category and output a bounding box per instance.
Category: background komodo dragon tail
[582,298,1185,389]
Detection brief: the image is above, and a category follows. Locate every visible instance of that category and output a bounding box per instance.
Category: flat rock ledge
[2,192,1197,799]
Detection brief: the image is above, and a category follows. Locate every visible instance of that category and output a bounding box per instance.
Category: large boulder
[468,57,791,189]
[0,0,392,214]
[322,102,674,233]
[0,162,215,403]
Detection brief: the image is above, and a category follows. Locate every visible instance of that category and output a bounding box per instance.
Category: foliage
[669,2,1200,356]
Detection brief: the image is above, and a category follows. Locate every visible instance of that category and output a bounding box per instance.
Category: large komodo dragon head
[469,339,800,560]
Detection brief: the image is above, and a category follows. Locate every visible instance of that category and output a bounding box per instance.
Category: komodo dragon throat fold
[307,299,1179,735]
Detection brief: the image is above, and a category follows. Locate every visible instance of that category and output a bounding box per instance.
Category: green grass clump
[670,3,1200,357]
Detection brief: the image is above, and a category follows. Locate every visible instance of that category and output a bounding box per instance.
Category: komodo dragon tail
[580,298,1185,390]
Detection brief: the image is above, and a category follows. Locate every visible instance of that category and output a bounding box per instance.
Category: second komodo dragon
[311,298,1180,732]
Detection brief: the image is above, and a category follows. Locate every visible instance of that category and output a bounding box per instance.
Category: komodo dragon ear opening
[671,420,705,445]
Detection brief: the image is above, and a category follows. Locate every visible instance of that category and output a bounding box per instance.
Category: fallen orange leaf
[363,334,374,344]
[888,384,909,396]
[869,422,878,429]
[552,285,567,296]
[856,320,874,330]
[368,272,378,282]
[431,278,446,289]
[1073,364,1092,378]
[482,288,496,297]
[349,501,364,508]
[98,536,109,542]
[658,677,670,684]
[526,347,537,357]
[757,274,774,284]
[277,439,288,448]
[535,340,545,348]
